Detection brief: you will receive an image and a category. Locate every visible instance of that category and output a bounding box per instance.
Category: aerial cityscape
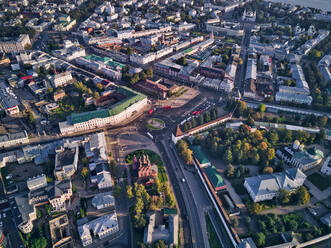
[0,0,330,247]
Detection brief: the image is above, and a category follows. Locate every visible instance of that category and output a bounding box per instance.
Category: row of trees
[176,139,193,165]
[19,226,47,248]
[181,108,219,132]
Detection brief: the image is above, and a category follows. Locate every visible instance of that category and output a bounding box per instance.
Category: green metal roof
[204,165,226,190]
[191,146,210,166]
[184,48,193,54]
[71,86,146,124]
[85,54,125,70]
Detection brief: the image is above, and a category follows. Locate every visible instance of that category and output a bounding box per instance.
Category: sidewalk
[304,180,331,201]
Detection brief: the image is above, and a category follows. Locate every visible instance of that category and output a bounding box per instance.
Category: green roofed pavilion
[191,146,211,167]
[204,165,226,191]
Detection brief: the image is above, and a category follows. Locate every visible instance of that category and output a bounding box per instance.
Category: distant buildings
[0,131,29,148]
[78,213,119,247]
[54,143,79,180]
[0,34,31,53]
[276,141,324,171]
[244,168,306,202]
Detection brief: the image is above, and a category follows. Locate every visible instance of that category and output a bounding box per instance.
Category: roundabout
[146,118,165,130]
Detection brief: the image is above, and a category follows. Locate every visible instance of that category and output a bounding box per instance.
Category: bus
[147,132,153,139]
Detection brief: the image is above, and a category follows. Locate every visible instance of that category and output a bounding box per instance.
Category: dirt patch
[159,86,200,108]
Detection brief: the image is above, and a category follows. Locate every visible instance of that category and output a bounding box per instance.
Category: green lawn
[205,214,222,248]
[307,173,331,191]
[146,118,165,130]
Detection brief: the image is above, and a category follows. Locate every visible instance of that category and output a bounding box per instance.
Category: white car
[182,178,186,183]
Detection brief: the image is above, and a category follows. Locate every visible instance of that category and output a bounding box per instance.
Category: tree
[126,185,134,199]
[296,186,310,205]
[263,166,273,174]
[253,203,263,214]
[81,167,88,179]
[153,240,166,248]
[146,68,153,78]
[233,218,239,227]
[93,91,100,99]
[109,159,117,177]
[318,115,328,127]
[82,157,88,165]
[255,232,266,246]
[113,185,122,198]
[278,189,290,204]
[245,216,251,226]
[224,148,233,163]
[259,103,266,118]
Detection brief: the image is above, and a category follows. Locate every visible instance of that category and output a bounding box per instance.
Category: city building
[0,131,29,148]
[51,72,73,88]
[12,194,37,234]
[49,214,73,248]
[132,154,158,185]
[276,141,324,171]
[0,82,20,116]
[78,213,119,247]
[244,168,306,202]
[59,86,148,134]
[320,155,331,176]
[0,34,31,53]
[204,165,226,191]
[90,164,113,189]
[54,144,79,181]
[27,174,47,191]
[143,211,178,246]
[92,192,115,210]
[320,213,331,228]
[53,90,66,102]
[54,15,76,32]
[134,79,169,99]
[49,180,72,211]
[191,146,211,167]
[52,40,86,61]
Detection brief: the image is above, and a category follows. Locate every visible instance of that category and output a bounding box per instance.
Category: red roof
[22,75,32,80]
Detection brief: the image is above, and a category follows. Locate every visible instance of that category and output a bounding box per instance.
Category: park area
[125,149,177,247]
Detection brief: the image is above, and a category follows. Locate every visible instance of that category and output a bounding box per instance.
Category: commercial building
[276,141,324,171]
[52,40,86,61]
[59,86,148,134]
[0,82,20,116]
[54,144,79,181]
[244,168,306,202]
[0,131,29,148]
[0,34,31,53]
[78,213,119,247]
[92,192,115,210]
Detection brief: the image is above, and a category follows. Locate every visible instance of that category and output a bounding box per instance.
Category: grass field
[307,173,331,191]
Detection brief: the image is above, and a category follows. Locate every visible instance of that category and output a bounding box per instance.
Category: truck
[146,132,153,139]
